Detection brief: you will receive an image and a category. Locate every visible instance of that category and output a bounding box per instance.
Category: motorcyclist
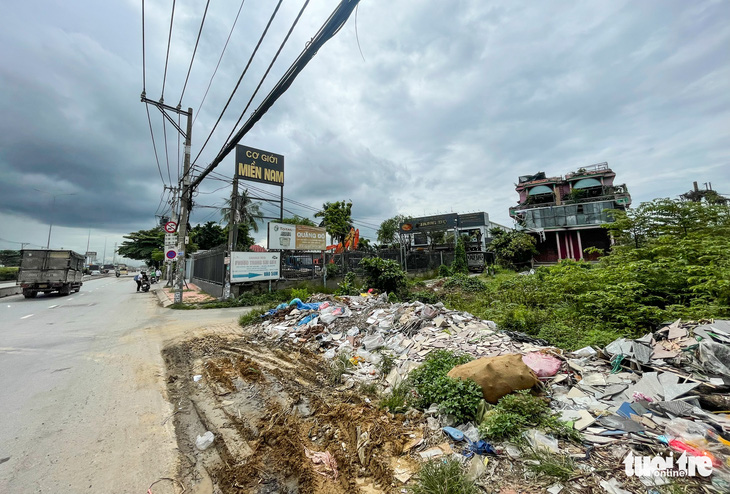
[135,271,149,292]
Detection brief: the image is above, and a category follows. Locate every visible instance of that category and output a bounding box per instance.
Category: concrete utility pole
[223,177,239,299]
[175,108,194,304]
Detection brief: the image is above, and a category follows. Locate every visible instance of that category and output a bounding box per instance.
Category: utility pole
[175,108,194,304]
[112,242,117,265]
[223,177,239,299]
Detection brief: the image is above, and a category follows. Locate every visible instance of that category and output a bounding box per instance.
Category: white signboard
[231,252,280,282]
[267,222,326,251]
[165,233,177,245]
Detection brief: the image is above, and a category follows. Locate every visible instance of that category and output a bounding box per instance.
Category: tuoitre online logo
[624,451,713,478]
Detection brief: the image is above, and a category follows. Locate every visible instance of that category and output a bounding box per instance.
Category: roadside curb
[153,287,173,308]
[0,286,22,298]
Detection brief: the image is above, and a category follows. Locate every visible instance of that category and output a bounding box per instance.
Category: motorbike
[150,274,158,283]
[141,277,151,292]
[115,271,120,278]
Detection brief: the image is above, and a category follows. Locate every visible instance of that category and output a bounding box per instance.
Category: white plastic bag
[196,431,215,450]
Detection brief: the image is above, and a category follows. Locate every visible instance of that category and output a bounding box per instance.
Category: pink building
[509,162,631,264]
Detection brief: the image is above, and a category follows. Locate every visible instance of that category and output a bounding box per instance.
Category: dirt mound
[163,334,420,494]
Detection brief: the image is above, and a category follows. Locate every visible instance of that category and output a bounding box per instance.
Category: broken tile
[574,410,596,431]
[582,373,607,386]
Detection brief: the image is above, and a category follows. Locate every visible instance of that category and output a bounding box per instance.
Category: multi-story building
[509,162,631,263]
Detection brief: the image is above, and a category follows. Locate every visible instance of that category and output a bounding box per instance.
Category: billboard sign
[231,252,280,282]
[235,144,284,186]
[458,212,489,228]
[400,213,458,233]
[268,222,326,251]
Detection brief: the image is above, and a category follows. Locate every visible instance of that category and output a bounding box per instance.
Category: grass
[327,352,354,385]
[524,447,577,481]
[377,352,396,376]
[408,458,480,494]
[238,306,268,327]
[358,382,378,397]
[379,381,413,414]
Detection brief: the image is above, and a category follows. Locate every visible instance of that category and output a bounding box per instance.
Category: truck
[17,249,85,298]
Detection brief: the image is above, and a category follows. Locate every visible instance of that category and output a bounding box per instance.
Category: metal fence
[192,246,226,285]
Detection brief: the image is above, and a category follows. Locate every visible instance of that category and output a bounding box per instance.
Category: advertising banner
[235,144,284,186]
[268,222,326,251]
[230,252,280,282]
[400,213,458,233]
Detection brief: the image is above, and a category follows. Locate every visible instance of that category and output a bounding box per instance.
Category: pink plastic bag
[522,352,561,377]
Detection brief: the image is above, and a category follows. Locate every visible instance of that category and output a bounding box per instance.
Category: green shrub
[408,350,481,423]
[451,237,468,275]
[0,267,19,281]
[358,257,408,297]
[238,307,267,326]
[410,290,441,304]
[438,264,452,277]
[408,458,479,494]
[335,272,361,296]
[290,287,309,301]
[477,390,579,442]
[443,273,487,292]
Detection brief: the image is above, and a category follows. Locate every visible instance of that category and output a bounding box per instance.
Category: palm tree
[220,188,263,233]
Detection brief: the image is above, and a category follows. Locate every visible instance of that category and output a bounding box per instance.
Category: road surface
[0,276,243,493]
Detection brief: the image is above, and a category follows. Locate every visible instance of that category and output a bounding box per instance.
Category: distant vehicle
[89,264,101,273]
[102,264,115,274]
[118,266,128,275]
[17,249,84,298]
[90,270,101,275]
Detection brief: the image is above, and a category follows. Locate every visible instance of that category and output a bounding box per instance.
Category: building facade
[509,162,631,263]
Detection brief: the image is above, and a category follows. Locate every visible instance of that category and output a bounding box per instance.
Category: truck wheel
[74,287,81,293]
[23,290,37,299]
[60,285,72,296]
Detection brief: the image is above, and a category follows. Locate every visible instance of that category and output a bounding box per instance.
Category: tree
[315,200,353,245]
[451,236,468,274]
[190,222,227,251]
[377,214,411,247]
[0,250,21,267]
[488,229,538,270]
[220,188,263,233]
[280,215,316,226]
[357,238,374,252]
[118,228,165,266]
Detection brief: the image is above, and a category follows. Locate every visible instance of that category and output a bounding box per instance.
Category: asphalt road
[0,276,181,493]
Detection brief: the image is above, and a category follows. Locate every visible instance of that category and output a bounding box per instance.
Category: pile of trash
[250,296,730,492]
[256,293,558,383]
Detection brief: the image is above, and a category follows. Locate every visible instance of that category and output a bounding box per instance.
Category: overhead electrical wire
[160,0,177,101]
[190,0,362,190]
[192,0,284,167]
[161,115,172,184]
[179,0,210,105]
[193,0,247,128]
[146,105,166,185]
[221,0,311,151]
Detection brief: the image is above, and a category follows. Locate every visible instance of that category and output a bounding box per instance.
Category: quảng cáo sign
[235,144,284,186]
[268,222,326,251]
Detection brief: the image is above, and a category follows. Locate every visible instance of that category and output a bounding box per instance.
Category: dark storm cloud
[1,0,728,249]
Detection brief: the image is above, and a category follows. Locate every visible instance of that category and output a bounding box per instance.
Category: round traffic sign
[166,250,177,260]
[164,221,178,233]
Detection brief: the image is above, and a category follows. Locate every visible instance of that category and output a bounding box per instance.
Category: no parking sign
[166,250,177,260]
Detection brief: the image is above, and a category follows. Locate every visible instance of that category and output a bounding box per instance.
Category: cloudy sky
[1,0,728,261]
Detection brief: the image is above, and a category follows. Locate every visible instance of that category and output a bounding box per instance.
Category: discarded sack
[522,352,561,377]
[447,354,539,403]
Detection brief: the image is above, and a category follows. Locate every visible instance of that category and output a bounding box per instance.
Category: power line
[145,105,165,185]
[190,0,361,190]
[161,0,177,100]
[179,0,210,105]
[221,0,310,150]
[193,0,247,128]
[161,114,172,184]
[192,0,284,167]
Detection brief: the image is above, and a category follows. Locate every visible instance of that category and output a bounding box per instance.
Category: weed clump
[478,390,580,442]
[408,350,482,423]
[408,458,479,494]
[238,307,267,327]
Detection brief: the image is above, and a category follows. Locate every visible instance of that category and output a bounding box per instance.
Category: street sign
[164,221,178,233]
[165,233,177,245]
[165,249,177,260]
[85,251,97,257]
[231,252,280,282]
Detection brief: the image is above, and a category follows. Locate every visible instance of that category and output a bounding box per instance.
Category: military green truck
[17,249,84,298]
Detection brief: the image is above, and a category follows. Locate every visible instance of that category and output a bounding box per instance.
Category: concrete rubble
[250,295,730,492]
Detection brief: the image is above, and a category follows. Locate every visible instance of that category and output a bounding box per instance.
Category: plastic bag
[196,431,215,450]
[699,341,730,377]
[522,352,561,377]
